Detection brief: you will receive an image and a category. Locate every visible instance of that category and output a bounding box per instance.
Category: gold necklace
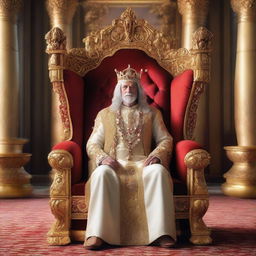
[116,108,143,160]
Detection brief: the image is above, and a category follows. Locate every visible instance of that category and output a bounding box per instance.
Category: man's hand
[100,156,119,169]
[144,156,160,166]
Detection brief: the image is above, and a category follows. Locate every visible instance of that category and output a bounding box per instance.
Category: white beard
[122,94,137,105]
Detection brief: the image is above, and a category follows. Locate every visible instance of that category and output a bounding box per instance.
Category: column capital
[231,0,256,19]
[177,0,209,17]
[0,0,23,21]
[46,0,78,26]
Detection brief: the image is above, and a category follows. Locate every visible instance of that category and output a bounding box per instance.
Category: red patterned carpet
[1,195,256,256]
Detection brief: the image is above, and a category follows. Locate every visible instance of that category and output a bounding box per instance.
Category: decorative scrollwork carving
[52,82,73,140]
[47,150,72,245]
[48,150,73,196]
[48,149,73,169]
[47,199,71,245]
[72,197,88,213]
[184,82,205,139]
[65,8,182,77]
[185,149,210,195]
[190,198,212,245]
[192,27,213,50]
[185,149,210,169]
[49,199,67,231]
[45,27,66,83]
[71,196,88,219]
[45,27,66,52]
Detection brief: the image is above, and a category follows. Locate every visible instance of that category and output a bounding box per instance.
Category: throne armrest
[52,141,82,185]
[175,140,203,184]
[184,148,210,195]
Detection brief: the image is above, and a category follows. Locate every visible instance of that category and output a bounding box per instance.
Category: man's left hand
[144,156,160,166]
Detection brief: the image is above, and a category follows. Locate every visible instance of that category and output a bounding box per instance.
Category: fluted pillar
[46,0,78,145]
[0,0,32,198]
[177,0,209,145]
[223,0,256,198]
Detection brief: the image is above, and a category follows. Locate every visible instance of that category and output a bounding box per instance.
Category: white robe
[85,105,176,245]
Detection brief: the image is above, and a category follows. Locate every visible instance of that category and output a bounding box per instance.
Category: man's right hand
[100,156,119,170]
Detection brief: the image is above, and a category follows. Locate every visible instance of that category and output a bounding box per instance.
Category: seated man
[84,65,176,250]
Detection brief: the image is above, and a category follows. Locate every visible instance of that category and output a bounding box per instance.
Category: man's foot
[84,236,104,250]
[153,235,176,248]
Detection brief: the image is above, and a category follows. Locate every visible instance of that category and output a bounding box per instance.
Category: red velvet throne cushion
[54,49,197,196]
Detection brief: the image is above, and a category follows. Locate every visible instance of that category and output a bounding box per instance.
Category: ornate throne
[45,8,213,246]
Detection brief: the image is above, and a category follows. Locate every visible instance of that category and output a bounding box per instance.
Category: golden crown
[115,65,145,82]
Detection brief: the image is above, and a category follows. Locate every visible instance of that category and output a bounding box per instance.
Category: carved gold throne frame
[45,8,213,246]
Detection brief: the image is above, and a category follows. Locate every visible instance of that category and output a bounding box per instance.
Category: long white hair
[110,80,150,112]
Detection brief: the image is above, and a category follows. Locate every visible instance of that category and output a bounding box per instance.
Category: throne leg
[47,198,71,245]
[47,150,73,245]
[189,198,212,245]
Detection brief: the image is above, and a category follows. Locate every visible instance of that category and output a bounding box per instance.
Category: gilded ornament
[192,27,213,50]
[48,150,72,245]
[184,82,205,139]
[52,82,72,140]
[45,27,66,52]
[48,199,71,245]
[48,149,73,170]
[185,149,210,169]
[189,198,212,245]
[71,196,88,219]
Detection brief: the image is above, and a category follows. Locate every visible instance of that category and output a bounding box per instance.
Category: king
[84,65,176,250]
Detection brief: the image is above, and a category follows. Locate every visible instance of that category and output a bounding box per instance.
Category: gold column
[0,0,32,198]
[46,0,78,145]
[177,0,209,145]
[223,0,256,198]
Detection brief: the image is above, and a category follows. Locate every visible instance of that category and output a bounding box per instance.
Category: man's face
[121,81,138,106]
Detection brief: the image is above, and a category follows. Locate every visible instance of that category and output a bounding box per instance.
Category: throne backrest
[83,49,172,143]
